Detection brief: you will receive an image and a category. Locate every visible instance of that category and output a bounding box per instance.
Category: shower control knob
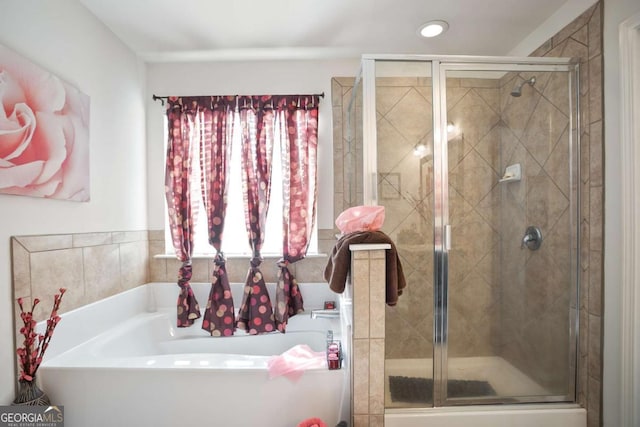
[521,226,543,250]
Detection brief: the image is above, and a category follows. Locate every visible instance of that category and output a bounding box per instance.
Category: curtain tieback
[250,255,263,268]
[178,260,193,287]
[214,252,226,267]
[277,259,290,268]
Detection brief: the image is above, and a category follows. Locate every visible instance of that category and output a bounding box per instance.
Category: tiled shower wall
[375,77,437,361]
[497,64,575,391]
[331,1,603,424]
[529,4,604,426]
[445,79,503,360]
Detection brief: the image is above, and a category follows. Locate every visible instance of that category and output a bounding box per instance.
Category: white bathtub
[38,282,349,427]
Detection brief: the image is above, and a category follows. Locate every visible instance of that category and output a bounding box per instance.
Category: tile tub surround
[11,229,332,384]
[148,228,332,284]
[11,231,149,322]
[11,231,150,387]
[12,228,330,325]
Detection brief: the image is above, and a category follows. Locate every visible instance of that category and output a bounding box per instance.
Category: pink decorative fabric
[335,205,385,234]
[236,257,276,334]
[275,96,319,331]
[199,99,235,336]
[275,261,305,332]
[239,100,274,254]
[164,95,320,332]
[202,254,235,336]
[266,344,327,382]
[176,262,201,326]
[237,99,276,334]
[199,98,232,250]
[281,96,319,263]
[165,101,201,327]
[297,418,327,427]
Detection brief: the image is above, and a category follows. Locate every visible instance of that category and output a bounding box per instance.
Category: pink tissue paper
[267,344,327,382]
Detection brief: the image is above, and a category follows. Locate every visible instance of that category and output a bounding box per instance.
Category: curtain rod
[152,92,325,106]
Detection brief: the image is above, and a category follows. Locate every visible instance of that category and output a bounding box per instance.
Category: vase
[12,378,50,406]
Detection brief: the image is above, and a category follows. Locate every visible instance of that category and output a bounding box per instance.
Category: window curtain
[275,96,319,331]
[236,97,277,334]
[198,97,236,337]
[164,94,320,333]
[165,99,201,327]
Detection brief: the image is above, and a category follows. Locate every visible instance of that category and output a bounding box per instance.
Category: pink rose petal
[0,103,36,159]
[0,159,44,188]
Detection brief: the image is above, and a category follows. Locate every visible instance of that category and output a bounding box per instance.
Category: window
[164,110,318,257]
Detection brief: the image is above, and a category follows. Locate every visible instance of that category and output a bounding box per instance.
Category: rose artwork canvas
[0,43,90,201]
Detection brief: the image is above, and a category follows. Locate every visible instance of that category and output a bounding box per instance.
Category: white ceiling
[79,0,576,62]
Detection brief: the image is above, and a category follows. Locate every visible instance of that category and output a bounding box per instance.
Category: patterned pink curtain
[165,94,319,333]
[236,97,277,334]
[199,97,236,337]
[275,96,319,331]
[165,99,201,327]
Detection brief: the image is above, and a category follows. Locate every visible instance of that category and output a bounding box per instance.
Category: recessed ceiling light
[419,20,449,38]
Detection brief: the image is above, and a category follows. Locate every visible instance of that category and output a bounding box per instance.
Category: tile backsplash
[148,229,331,285]
[12,231,149,323]
[11,230,150,384]
[12,228,331,326]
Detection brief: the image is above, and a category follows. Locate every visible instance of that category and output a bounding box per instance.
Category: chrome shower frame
[360,54,581,408]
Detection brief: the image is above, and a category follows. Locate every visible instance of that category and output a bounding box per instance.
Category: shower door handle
[371,173,378,202]
[444,224,452,251]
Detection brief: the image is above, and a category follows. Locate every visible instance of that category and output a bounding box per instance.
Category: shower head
[510,76,536,97]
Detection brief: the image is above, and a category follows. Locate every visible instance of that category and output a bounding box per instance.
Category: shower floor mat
[385,356,549,408]
[388,376,496,403]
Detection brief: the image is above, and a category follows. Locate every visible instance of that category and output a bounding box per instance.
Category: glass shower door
[369,60,436,409]
[361,57,581,411]
[440,64,579,404]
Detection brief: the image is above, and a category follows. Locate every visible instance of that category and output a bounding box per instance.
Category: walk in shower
[344,55,582,423]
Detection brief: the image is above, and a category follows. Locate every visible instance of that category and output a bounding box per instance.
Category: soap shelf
[499,163,521,183]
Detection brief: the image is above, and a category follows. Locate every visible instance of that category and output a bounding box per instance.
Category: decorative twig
[16,288,66,382]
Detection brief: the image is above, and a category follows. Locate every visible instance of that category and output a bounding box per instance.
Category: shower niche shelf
[499,163,521,183]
